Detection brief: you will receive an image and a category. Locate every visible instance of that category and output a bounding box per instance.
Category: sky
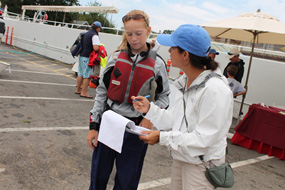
[78,0,285,33]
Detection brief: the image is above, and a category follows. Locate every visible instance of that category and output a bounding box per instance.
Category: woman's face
[124,19,151,54]
[168,47,185,68]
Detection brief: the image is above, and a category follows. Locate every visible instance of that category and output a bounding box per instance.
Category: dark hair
[177,47,219,71]
[227,65,238,76]
[149,40,155,49]
[92,24,100,30]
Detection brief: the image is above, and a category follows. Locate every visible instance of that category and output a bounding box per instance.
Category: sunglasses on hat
[122,14,148,26]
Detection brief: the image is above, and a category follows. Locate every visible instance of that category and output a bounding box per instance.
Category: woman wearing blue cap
[132,24,233,189]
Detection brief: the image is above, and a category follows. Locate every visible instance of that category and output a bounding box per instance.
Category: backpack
[70,32,85,57]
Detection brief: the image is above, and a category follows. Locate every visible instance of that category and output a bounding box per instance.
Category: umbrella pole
[238,32,257,122]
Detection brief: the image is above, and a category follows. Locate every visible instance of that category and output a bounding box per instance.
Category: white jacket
[144,70,233,164]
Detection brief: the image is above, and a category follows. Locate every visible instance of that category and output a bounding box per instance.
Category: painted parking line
[41,63,58,67]
[138,178,171,190]
[137,154,274,190]
[0,126,88,133]
[0,96,93,102]
[4,69,64,75]
[53,68,70,71]
[231,155,273,168]
[0,79,75,87]
[0,168,5,173]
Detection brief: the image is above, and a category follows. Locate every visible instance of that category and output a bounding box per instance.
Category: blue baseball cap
[209,48,219,55]
[157,24,211,57]
[93,21,102,28]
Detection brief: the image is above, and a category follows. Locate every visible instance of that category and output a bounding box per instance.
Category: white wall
[3,19,122,64]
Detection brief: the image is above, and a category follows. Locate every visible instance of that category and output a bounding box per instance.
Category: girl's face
[124,19,151,54]
[168,47,185,68]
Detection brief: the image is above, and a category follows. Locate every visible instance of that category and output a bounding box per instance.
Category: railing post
[10,27,14,46]
[5,26,9,44]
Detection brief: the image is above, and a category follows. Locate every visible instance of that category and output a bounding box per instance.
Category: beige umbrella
[202,9,285,117]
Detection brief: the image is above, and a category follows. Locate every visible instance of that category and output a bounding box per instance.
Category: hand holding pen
[131,95,151,114]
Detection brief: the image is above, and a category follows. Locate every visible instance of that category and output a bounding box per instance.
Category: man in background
[223,47,245,83]
[0,11,5,43]
[75,21,102,98]
[208,48,219,60]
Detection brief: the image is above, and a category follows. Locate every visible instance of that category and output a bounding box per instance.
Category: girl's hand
[139,118,154,130]
[131,96,150,113]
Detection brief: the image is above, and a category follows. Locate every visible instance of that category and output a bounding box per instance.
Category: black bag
[70,32,85,57]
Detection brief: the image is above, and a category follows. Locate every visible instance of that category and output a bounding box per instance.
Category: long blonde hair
[117,10,150,51]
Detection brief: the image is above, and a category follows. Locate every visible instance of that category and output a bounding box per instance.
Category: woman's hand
[131,95,150,113]
[139,130,160,145]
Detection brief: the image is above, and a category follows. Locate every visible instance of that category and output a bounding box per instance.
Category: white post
[21,9,26,20]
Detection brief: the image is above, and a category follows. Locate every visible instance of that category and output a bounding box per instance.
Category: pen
[133,95,150,102]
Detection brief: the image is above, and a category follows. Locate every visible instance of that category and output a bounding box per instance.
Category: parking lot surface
[0,44,285,190]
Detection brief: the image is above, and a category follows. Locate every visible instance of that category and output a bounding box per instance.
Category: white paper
[126,122,150,136]
[98,110,150,153]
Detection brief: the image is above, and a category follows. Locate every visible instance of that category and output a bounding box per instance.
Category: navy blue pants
[89,131,148,190]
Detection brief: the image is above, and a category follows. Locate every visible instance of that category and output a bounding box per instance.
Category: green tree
[163,30,174,34]
[78,1,115,28]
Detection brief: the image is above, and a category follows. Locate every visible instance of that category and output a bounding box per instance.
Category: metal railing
[4,11,159,37]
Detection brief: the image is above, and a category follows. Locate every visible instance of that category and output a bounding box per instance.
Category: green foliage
[163,30,174,34]
[77,1,115,28]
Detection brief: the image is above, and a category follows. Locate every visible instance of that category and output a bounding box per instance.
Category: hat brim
[157,34,177,47]
[227,54,235,59]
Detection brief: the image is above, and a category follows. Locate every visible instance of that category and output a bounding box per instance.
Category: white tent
[202,10,285,118]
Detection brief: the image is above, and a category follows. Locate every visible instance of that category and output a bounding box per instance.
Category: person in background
[75,21,102,98]
[208,48,219,60]
[223,47,245,82]
[132,24,233,190]
[87,10,170,190]
[0,11,5,43]
[227,65,247,98]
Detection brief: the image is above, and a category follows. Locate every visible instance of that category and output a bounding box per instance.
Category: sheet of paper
[126,122,150,136]
[98,110,129,153]
[98,110,150,153]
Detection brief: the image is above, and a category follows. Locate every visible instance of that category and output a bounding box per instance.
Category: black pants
[89,116,148,190]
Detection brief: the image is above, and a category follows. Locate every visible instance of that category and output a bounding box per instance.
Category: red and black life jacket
[107,50,157,104]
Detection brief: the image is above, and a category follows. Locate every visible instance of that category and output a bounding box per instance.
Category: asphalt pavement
[0,44,284,190]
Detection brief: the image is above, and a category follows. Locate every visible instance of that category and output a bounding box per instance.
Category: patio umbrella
[202,9,285,117]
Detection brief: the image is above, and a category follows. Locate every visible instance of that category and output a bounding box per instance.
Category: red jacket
[88,45,107,68]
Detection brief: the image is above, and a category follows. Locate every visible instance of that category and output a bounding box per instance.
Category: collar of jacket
[175,70,221,93]
[127,42,151,58]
